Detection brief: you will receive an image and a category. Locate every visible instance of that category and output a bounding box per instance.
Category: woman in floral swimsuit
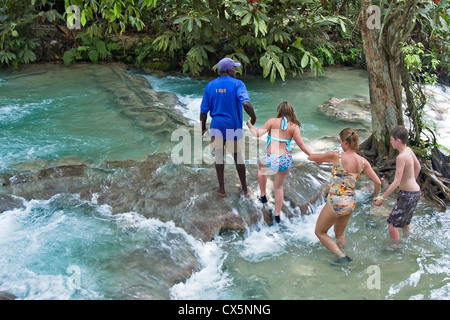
[247,101,312,223]
[308,128,381,263]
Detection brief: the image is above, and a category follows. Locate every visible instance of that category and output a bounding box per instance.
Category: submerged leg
[334,212,352,248]
[388,223,400,244]
[315,202,350,261]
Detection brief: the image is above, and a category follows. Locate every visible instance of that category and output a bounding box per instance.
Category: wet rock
[319,97,371,127]
[1,152,329,242]
[0,63,331,242]
[0,194,24,213]
[0,291,17,300]
[0,63,333,299]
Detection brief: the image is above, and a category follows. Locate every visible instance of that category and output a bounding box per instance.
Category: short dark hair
[390,126,409,144]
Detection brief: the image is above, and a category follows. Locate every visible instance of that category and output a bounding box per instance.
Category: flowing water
[0,64,449,300]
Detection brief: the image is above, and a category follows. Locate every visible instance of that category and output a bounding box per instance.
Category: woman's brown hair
[276,101,301,127]
[339,127,359,151]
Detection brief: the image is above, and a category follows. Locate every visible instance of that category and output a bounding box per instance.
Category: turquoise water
[0,64,449,300]
[0,65,158,174]
[138,67,372,140]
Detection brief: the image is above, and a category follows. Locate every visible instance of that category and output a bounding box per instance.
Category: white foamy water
[176,95,203,124]
[423,85,450,151]
[2,67,449,300]
[169,240,234,300]
[0,194,216,300]
[136,73,450,300]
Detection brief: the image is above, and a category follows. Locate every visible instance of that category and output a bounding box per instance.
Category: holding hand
[373,196,384,206]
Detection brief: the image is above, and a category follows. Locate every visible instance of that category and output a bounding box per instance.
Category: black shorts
[387,190,421,228]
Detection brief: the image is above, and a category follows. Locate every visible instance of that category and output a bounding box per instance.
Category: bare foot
[213,188,226,197]
[241,187,251,198]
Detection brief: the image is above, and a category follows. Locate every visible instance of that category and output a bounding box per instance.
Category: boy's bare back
[396,146,421,192]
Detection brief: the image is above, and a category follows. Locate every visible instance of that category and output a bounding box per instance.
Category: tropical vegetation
[1,1,446,81]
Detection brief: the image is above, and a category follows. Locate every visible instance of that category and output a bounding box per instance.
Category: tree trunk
[358,0,405,165]
[358,0,419,162]
[358,0,449,209]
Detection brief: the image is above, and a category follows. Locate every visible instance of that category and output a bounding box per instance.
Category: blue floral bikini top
[266,117,293,152]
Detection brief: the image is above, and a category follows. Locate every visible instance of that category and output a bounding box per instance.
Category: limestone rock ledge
[0,63,330,299]
[319,97,371,127]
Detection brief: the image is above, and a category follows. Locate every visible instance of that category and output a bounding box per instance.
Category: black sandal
[258,195,268,203]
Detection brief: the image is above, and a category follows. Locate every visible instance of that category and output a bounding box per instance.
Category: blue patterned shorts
[265,153,293,172]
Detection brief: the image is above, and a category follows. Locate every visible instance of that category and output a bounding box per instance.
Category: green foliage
[63,0,157,33]
[394,0,450,149]
[401,41,438,85]
[0,0,59,68]
[182,44,215,76]
[152,31,181,58]
[260,45,285,83]
[0,0,354,76]
[142,0,356,78]
[0,0,446,88]
[415,0,449,80]
[63,27,120,65]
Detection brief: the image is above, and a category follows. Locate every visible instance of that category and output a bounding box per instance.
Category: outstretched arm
[363,160,381,199]
[308,151,339,165]
[243,101,257,125]
[292,126,312,156]
[247,118,272,137]
[200,112,208,135]
[373,156,405,206]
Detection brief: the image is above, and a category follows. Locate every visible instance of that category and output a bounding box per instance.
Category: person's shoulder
[268,117,279,125]
[289,122,300,129]
[396,149,411,163]
[322,150,340,162]
[356,152,366,160]
[356,153,368,167]
[405,147,419,161]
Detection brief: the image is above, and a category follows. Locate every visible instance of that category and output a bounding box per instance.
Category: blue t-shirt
[200,76,250,140]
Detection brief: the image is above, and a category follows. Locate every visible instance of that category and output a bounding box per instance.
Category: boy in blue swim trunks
[374,126,421,245]
[247,101,312,223]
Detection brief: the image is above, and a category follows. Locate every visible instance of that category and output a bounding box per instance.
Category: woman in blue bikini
[247,101,312,223]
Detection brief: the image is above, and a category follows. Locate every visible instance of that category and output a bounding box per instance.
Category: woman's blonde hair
[339,127,359,151]
[276,101,301,127]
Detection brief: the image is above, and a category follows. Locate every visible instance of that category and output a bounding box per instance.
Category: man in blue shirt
[200,57,257,198]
